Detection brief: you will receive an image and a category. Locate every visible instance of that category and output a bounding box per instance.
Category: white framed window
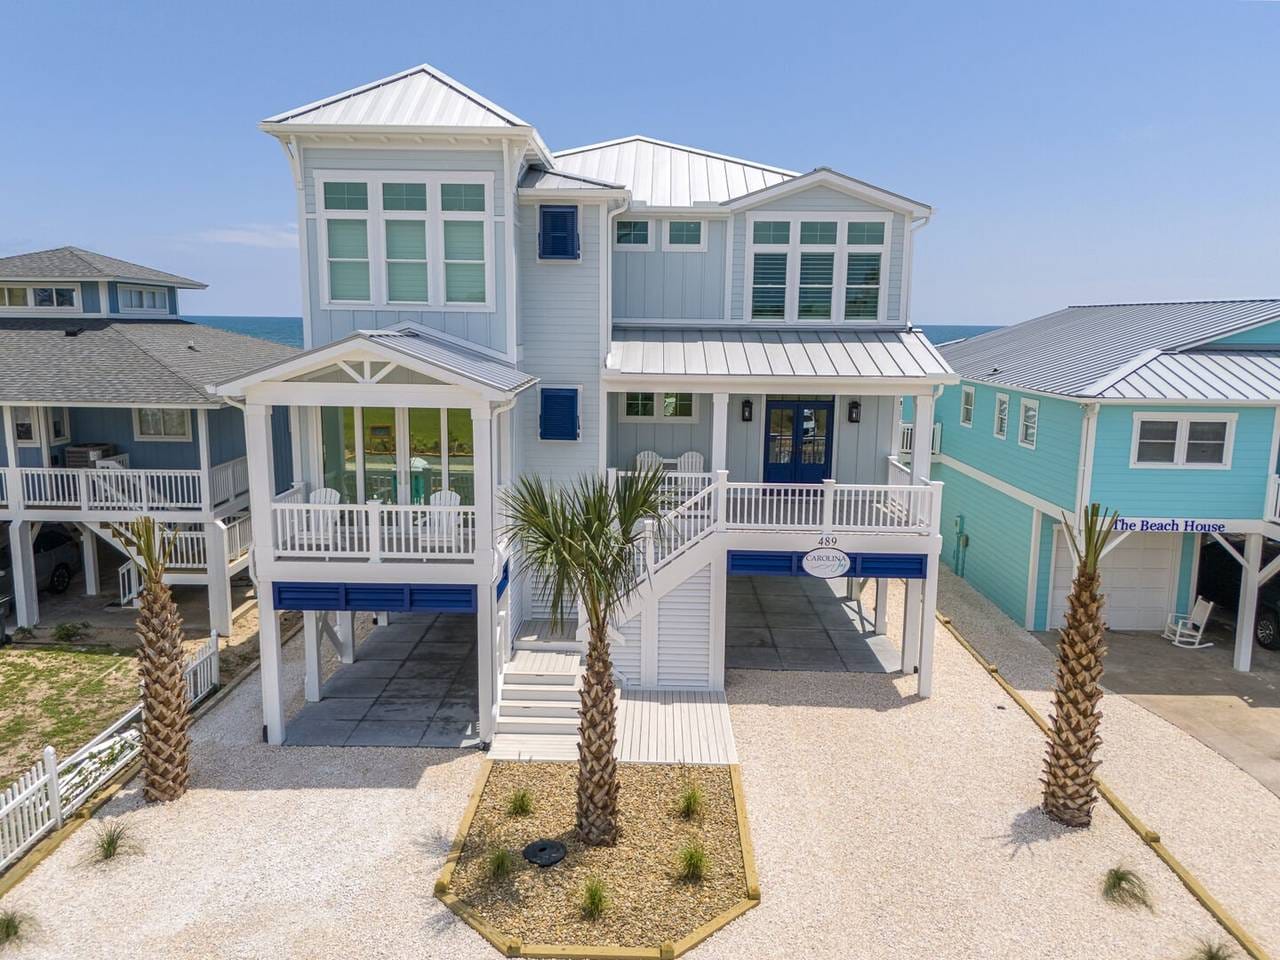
[118,285,168,313]
[1,285,76,310]
[614,219,654,252]
[993,393,1009,439]
[1130,412,1236,468]
[618,392,699,422]
[314,171,494,310]
[134,408,191,442]
[1018,398,1039,449]
[746,212,890,322]
[12,406,38,445]
[47,407,70,444]
[959,385,975,427]
[661,219,707,253]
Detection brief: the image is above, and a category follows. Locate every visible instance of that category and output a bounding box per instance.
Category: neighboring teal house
[930,300,1280,672]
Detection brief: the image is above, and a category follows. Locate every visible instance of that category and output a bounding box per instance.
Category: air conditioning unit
[63,443,117,469]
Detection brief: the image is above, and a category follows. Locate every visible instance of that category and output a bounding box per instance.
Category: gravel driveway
[0,580,1247,959]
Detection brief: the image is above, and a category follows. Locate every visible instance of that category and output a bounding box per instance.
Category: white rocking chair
[1164,597,1214,649]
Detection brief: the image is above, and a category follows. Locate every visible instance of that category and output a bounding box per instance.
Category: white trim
[744,211,890,323]
[1187,532,1202,612]
[0,283,78,312]
[45,406,70,444]
[959,385,975,427]
[617,391,701,423]
[117,284,169,314]
[1025,510,1042,629]
[132,407,193,442]
[661,219,708,253]
[11,406,39,447]
[601,371,955,396]
[1128,411,1237,469]
[993,392,1009,439]
[722,215,735,322]
[936,452,1076,524]
[1018,398,1039,449]
[613,217,655,252]
[722,167,931,218]
[313,169,495,311]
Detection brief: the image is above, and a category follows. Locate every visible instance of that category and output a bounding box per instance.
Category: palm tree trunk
[1042,565,1106,827]
[137,572,192,803]
[576,622,619,845]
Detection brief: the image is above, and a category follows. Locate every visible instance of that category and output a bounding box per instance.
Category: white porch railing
[223,512,252,560]
[271,502,477,560]
[210,457,250,506]
[0,633,219,873]
[898,421,941,458]
[15,467,205,511]
[612,469,715,507]
[1268,475,1280,524]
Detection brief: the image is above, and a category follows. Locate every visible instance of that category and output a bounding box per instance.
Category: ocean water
[186,316,998,350]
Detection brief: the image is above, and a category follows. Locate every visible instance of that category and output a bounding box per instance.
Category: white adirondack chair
[304,487,343,550]
[675,450,705,473]
[1165,597,1214,649]
[420,488,466,551]
[309,487,342,505]
[635,450,663,472]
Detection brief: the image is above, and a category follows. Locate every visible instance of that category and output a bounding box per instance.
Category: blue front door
[762,399,834,483]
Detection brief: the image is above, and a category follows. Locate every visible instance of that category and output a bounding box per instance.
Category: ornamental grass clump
[1101,866,1151,910]
[580,877,608,920]
[677,780,704,821]
[0,910,27,947]
[486,847,516,882]
[676,841,707,883]
[91,821,137,862]
[506,788,533,817]
[1187,939,1236,960]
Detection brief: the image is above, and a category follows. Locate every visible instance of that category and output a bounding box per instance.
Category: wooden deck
[488,688,737,765]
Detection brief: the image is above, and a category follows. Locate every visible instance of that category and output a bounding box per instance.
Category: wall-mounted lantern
[741,398,754,422]
[847,400,862,424]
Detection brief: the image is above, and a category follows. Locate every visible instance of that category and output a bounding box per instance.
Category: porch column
[204,521,232,637]
[711,393,730,472]
[903,392,935,673]
[303,612,322,701]
[917,563,940,697]
[874,578,889,634]
[335,611,356,663]
[7,521,38,627]
[1235,533,1263,672]
[197,408,212,511]
[910,392,935,482]
[77,523,100,597]
[472,405,496,742]
[2,404,21,511]
[245,403,285,743]
[901,580,921,674]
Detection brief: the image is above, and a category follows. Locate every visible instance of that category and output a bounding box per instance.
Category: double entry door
[763,398,834,484]
[320,406,475,505]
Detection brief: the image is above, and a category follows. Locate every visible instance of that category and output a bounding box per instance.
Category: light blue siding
[725,394,763,481]
[1205,318,1280,346]
[512,200,602,483]
[607,393,712,468]
[727,185,907,325]
[612,220,725,320]
[936,460,1034,624]
[833,395,895,484]
[1089,404,1276,518]
[299,146,508,353]
[1033,513,1055,630]
[936,381,1081,510]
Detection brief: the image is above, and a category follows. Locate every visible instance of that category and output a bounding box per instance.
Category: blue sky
[3,1,1276,324]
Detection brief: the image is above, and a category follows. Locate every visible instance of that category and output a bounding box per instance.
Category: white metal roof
[553,136,796,206]
[1095,350,1280,402]
[367,329,537,394]
[262,63,530,129]
[942,300,1280,396]
[607,327,954,381]
[517,167,624,192]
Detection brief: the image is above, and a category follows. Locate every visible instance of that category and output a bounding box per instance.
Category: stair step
[501,681,580,702]
[495,715,579,736]
[505,670,580,687]
[513,639,583,654]
[498,699,579,719]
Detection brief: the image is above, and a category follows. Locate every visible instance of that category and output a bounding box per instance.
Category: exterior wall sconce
[741,398,753,422]
[847,400,862,424]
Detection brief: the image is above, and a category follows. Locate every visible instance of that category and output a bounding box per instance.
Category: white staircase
[491,649,583,759]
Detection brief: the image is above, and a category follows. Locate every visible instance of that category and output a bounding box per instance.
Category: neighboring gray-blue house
[0,246,295,633]
[930,300,1280,672]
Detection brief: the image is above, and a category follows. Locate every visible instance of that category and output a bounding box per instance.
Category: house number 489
[817,536,839,547]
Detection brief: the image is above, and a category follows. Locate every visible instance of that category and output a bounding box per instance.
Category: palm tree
[110,517,191,803]
[1042,502,1118,828]
[502,469,666,846]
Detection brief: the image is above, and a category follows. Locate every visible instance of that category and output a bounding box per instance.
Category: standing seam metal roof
[607,327,953,380]
[364,329,537,394]
[1096,350,1280,401]
[941,300,1280,395]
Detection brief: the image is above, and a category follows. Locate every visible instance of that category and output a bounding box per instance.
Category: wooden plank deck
[488,688,737,764]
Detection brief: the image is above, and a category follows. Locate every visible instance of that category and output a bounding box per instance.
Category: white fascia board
[625,205,733,218]
[517,188,628,201]
[722,168,932,217]
[600,372,958,394]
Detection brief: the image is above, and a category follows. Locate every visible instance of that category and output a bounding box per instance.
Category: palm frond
[1061,502,1119,576]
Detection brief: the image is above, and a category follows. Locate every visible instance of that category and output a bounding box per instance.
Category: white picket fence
[0,632,220,873]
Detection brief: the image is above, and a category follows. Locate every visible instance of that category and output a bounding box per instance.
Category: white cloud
[192,224,298,249]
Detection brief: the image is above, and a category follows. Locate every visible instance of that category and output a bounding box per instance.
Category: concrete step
[500,681,580,702]
[494,715,579,736]
[498,699,579,720]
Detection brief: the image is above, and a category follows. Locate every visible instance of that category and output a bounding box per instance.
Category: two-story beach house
[216,63,957,748]
[0,246,294,635]
[930,300,1280,672]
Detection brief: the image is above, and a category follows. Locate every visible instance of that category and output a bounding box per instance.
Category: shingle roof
[0,247,205,288]
[263,63,530,129]
[941,300,1280,396]
[0,318,295,405]
[553,136,796,206]
[608,327,953,380]
[1095,350,1280,401]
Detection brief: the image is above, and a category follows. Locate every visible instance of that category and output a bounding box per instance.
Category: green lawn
[0,646,139,789]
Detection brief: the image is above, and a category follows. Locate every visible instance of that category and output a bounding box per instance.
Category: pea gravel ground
[0,580,1252,960]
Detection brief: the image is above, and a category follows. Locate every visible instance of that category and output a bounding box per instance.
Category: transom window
[316,172,492,308]
[662,220,706,252]
[620,392,697,422]
[1,286,76,309]
[994,393,1009,439]
[615,220,652,249]
[747,213,890,322]
[960,385,975,426]
[1018,398,1038,449]
[134,408,191,442]
[119,285,168,312]
[1132,414,1234,468]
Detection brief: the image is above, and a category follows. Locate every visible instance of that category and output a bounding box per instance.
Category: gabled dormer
[0,246,204,319]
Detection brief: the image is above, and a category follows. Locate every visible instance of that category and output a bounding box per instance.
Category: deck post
[245,402,285,743]
[821,478,836,532]
[909,392,935,483]
[197,408,212,511]
[902,579,922,673]
[303,612,322,701]
[78,523,100,596]
[472,404,496,742]
[711,392,729,472]
[918,564,939,697]
[8,520,38,627]
[204,520,232,636]
[335,611,356,663]
[258,582,286,745]
[874,578,889,634]
[1235,532,1262,672]
[641,518,659,688]
[715,470,729,528]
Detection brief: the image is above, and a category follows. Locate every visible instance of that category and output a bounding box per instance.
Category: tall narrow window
[385,220,428,302]
[844,252,881,320]
[798,253,834,318]
[751,253,787,319]
[442,182,486,303]
[959,385,975,426]
[324,181,370,302]
[1019,399,1039,449]
[993,393,1009,439]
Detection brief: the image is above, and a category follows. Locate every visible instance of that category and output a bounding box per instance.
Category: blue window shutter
[539,205,579,260]
[539,387,579,440]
